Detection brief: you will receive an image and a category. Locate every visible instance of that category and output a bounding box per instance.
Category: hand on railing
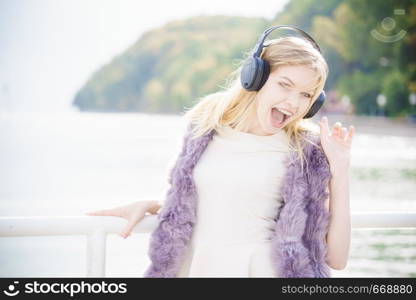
[85,200,161,239]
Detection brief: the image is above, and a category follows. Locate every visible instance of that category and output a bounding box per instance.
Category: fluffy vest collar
[143,123,332,277]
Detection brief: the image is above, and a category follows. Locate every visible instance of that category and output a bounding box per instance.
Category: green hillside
[73,16,268,113]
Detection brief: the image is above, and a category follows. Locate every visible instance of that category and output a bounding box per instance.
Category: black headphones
[240,25,326,119]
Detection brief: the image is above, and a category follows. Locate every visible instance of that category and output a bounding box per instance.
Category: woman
[86,29,354,278]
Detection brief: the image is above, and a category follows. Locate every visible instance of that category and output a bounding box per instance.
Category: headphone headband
[252,25,321,57]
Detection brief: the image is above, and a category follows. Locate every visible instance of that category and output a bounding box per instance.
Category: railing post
[86,228,107,277]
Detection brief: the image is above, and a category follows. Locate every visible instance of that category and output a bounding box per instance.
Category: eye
[279,82,289,88]
[303,92,312,98]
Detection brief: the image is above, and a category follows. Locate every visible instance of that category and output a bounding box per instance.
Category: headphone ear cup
[303,90,326,119]
[240,56,270,91]
[257,59,270,91]
[240,57,259,91]
[251,57,265,91]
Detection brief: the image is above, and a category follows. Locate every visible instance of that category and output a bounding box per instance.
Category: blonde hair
[181,36,329,172]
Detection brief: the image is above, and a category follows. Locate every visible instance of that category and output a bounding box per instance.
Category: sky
[0,0,289,113]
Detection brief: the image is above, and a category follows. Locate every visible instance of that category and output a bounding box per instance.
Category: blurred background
[0,0,415,278]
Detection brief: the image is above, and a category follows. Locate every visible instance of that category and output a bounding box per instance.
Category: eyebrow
[279,76,315,93]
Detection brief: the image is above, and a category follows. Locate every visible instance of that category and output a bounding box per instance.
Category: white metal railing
[0,212,415,277]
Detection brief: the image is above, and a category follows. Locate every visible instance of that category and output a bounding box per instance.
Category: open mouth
[270,107,289,128]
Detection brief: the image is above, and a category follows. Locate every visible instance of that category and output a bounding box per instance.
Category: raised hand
[318,116,355,172]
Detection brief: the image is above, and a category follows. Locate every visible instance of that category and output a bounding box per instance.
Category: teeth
[273,106,293,116]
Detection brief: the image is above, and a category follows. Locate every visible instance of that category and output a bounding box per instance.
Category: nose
[282,90,300,113]
[287,101,297,112]
[285,96,299,112]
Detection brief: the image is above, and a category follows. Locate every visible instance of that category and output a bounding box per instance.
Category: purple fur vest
[143,122,332,278]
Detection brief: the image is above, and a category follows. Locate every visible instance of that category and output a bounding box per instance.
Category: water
[0,111,415,277]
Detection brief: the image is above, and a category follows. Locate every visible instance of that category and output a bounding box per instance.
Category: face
[245,64,319,136]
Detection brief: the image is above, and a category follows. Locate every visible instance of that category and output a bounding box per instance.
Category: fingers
[319,117,355,143]
[332,121,343,138]
[119,219,139,239]
[319,116,329,138]
[323,116,330,133]
[345,125,355,144]
[334,122,355,143]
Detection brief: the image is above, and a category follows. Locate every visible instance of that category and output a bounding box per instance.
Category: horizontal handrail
[1,212,415,237]
[351,211,416,228]
[0,215,159,237]
[0,211,415,277]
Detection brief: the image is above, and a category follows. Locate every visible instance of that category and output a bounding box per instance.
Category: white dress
[176,125,290,277]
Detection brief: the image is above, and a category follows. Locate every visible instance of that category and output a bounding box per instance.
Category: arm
[324,166,351,270]
[318,116,355,271]
[146,200,163,215]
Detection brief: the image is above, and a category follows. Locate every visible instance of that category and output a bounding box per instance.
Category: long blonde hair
[182,36,329,172]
